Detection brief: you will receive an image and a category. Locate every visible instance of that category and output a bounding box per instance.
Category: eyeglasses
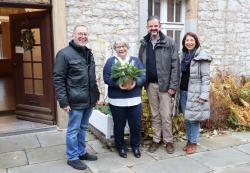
[115,45,127,49]
[75,32,88,36]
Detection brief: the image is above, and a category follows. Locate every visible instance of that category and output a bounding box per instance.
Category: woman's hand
[119,84,128,90]
[127,81,136,90]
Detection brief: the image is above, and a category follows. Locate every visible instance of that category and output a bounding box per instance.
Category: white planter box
[89,110,129,139]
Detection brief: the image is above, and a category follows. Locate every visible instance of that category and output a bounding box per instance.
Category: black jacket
[53,40,100,109]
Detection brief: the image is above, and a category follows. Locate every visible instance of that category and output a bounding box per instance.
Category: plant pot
[89,110,130,139]
[122,78,133,88]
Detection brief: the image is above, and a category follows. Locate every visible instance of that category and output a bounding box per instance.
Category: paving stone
[235,143,250,155]
[97,166,134,173]
[0,151,27,169]
[198,135,246,150]
[36,130,66,147]
[8,160,91,173]
[189,147,250,170]
[131,156,211,173]
[0,134,40,153]
[232,132,250,142]
[87,140,110,154]
[212,162,250,173]
[26,145,66,164]
[0,169,6,173]
[145,141,207,160]
[85,151,154,173]
[86,131,96,141]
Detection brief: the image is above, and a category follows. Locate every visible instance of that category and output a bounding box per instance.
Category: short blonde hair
[113,38,130,50]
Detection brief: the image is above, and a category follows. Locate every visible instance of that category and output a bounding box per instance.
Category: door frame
[0,3,57,125]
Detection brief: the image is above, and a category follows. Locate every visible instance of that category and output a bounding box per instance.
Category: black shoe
[67,159,87,170]
[165,142,175,154]
[79,153,98,161]
[132,148,141,158]
[118,148,127,158]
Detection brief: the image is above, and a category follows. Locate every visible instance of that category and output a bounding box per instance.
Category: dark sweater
[103,56,145,99]
[146,41,158,83]
[180,64,190,91]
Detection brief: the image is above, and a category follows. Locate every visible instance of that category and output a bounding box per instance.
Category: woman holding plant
[103,38,145,158]
[179,32,212,154]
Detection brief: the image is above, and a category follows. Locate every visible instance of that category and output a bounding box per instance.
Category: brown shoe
[166,142,175,154]
[148,142,160,153]
[186,143,197,154]
[183,141,190,151]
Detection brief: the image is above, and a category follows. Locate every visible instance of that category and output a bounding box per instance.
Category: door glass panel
[34,79,44,95]
[23,63,32,78]
[24,79,33,94]
[31,28,40,44]
[22,27,44,97]
[33,63,43,79]
[23,50,31,61]
[148,0,153,16]
[32,46,42,62]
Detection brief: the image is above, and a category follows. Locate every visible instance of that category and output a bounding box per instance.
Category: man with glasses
[53,25,100,170]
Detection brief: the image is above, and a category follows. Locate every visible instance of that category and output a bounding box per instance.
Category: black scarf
[181,49,196,72]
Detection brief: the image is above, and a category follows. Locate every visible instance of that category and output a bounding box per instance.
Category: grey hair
[113,37,130,49]
[73,25,88,33]
[147,16,160,25]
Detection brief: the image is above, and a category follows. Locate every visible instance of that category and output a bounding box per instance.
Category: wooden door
[10,11,56,124]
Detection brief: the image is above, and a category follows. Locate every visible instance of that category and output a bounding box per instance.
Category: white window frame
[141,0,186,50]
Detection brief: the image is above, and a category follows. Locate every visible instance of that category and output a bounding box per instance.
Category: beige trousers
[147,83,173,144]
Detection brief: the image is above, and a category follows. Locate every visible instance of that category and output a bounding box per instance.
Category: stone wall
[197,0,250,75]
[65,0,139,99]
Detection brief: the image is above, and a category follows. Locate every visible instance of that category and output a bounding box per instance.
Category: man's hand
[198,98,206,104]
[63,106,71,113]
[167,88,176,97]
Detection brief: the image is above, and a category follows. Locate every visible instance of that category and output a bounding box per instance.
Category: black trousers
[109,104,142,150]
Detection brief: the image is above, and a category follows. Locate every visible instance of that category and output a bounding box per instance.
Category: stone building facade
[0,0,249,128]
[59,0,250,127]
[64,0,140,100]
[197,0,250,75]
[63,0,250,77]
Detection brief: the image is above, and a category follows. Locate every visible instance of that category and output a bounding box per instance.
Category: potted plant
[111,61,144,88]
[89,102,130,142]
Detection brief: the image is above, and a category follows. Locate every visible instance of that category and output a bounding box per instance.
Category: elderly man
[139,16,180,154]
[53,25,100,170]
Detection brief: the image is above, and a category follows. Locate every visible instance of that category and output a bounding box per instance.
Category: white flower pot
[89,109,129,139]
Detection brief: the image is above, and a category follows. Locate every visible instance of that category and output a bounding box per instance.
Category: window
[148,0,185,50]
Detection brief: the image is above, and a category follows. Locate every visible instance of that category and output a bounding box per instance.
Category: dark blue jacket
[103,56,145,99]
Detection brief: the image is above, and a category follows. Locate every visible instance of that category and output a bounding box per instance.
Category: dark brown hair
[182,32,200,52]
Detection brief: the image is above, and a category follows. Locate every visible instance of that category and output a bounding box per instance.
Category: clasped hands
[119,81,136,90]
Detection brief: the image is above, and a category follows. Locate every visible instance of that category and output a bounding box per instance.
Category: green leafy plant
[20,29,35,51]
[111,61,144,86]
[95,103,111,115]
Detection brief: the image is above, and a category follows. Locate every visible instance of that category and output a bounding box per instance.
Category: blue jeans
[109,104,142,150]
[66,108,92,161]
[180,90,200,144]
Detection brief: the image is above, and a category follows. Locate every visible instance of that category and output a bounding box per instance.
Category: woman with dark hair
[179,32,212,154]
